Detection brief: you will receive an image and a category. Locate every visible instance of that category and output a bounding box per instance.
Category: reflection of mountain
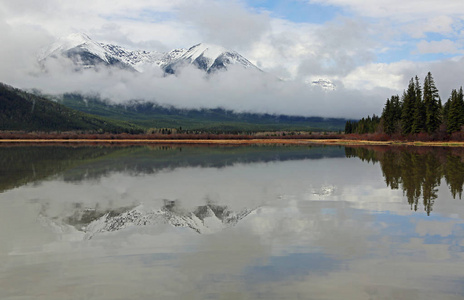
[311,185,336,199]
[0,145,346,193]
[346,146,464,215]
[43,200,255,238]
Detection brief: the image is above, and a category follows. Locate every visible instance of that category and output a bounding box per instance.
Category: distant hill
[0,82,347,133]
[58,93,348,132]
[0,83,142,133]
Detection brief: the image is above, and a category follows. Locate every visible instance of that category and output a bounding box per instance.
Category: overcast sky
[0,0,463,118]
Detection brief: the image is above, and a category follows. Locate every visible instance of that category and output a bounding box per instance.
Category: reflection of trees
[1,145,347,193]
[445,154,464,199]
[346,146,464,215]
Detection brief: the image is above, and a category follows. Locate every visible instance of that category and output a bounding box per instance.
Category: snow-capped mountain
[40,33,260,74]
[40,201,256,239]
[40,33,136,71]
[310,79,336,91]
[164,43,260,74]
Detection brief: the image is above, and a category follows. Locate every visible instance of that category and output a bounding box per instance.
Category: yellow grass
[1,138,464,147]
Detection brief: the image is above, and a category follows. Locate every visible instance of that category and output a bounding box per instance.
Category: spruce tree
[423,72,441,133]
[401,78,416,134]
[382,95,401,134]
[410,77,425,133]
[447,87,464,133]
[382,98,393,134]
[345,120,352,134]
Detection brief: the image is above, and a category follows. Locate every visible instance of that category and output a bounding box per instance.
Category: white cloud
[309,1,464,41]
[340,56,464,100]
[1,0,464,118]
[416,39,463,54]
[178,0,271,50]
[343,61,417,91]
[309,0,464,19]
[404,15,456,39]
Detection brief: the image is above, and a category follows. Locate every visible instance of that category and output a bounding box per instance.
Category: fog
[0,30,388,119]
[1,13,463,119]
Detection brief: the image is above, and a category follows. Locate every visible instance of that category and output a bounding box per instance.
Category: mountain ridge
[0,82,142,132]
[58,92,348,131]
[39,201,257,239]
[40,33,261,74]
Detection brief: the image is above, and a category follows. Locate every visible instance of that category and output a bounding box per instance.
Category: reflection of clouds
[414,219,459,237]
[247,201,376,259]
[251,257,464,300]
[2,152,464,299]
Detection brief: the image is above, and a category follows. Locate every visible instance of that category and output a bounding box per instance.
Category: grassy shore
[1,138,464,147]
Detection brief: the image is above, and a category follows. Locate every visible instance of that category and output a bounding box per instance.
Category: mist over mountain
[40,33,262,76]
[0,32,391,119]
[0,82,141,132]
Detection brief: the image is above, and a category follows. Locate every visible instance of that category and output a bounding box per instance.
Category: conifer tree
[423,72,441,133]
[345,120,353,134]
[411,86,425,133]
[382,95,401,134]
[447,87,464,133]
[401,78,416,134]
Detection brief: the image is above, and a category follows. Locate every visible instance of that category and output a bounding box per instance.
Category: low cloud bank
[1,53,388,119]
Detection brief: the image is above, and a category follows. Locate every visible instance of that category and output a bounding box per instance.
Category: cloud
[308,0,464,19]
[1,0,464,119]
[12,56,387,118]
[298,17,376,77]
[309,0,464,41]
[416,39,463,55]
[342,56,464,99]
[177,0,271,50]
[0,0,197,50]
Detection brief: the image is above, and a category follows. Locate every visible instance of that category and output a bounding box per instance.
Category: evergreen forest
[346,72,464,138]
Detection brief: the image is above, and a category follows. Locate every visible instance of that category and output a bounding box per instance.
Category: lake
[1,144,464,300]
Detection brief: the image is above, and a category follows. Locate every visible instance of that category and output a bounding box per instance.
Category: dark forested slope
[0,83,141,133]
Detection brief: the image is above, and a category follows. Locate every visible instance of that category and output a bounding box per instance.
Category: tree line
[345,72,464,137]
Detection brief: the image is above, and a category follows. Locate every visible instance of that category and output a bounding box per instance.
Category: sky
[0,0,463,118]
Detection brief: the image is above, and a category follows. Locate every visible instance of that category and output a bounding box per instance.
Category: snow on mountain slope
[39,33,136,70]
[310,79,337,91]
[156,48,188,68]
[101,44,164,72]
[40,33,108,62]
[164,43,260,74]
[40,201,257,239]
[40,34,260,74]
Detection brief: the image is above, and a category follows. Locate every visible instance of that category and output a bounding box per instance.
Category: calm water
[1,145,464,300]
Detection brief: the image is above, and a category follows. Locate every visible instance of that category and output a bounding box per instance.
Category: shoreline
[1,138,464,147]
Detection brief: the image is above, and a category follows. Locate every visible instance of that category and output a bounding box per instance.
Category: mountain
[0,82,142,133]
[163,43,260,74]
[58,93,348,131]
[40,33,336,90]
[311,79,336,91]
[40,201,256,239]
[0,81,346,133]
[39,33,137,71]
[40,33,260,74]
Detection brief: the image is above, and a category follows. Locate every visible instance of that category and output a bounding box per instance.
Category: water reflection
[0,145,345,193]
[42,200,256,238]
[346,146,464,215]
[1,145,464,299]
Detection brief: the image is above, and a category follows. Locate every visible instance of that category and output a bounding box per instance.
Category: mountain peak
[44,33,96,54]
[41,33,111,65]
[186,43,229,60]
[65,32,93,43]
[39,33,260,74]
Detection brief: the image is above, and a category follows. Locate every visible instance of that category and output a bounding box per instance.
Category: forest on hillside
[346,72,464,140]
